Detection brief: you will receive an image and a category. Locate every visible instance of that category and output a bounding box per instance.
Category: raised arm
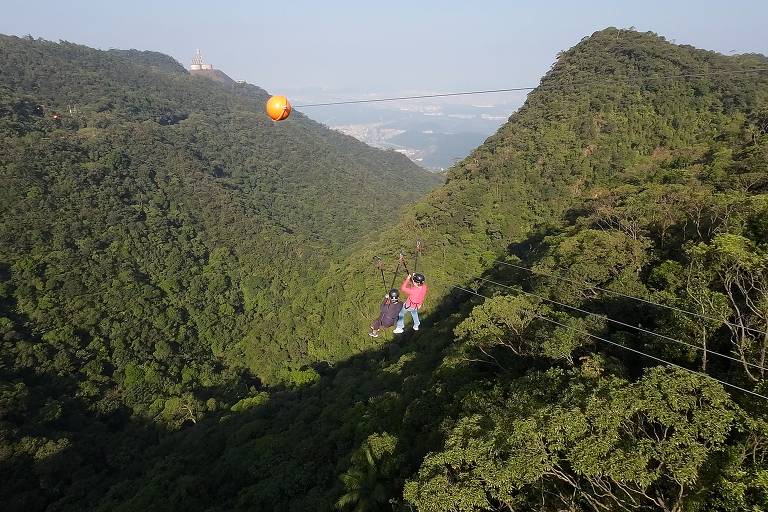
[400,274,412,293]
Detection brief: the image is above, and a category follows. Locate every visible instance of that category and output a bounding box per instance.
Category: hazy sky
[2,0,766,99]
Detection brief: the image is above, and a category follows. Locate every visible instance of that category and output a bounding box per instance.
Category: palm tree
[335,445,390,511]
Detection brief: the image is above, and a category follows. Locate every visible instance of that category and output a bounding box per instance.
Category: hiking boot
[393,327,404,334]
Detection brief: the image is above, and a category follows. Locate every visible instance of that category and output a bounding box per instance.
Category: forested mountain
[3,28,768,511]
[0,34,441,509]
[0,33,442,378]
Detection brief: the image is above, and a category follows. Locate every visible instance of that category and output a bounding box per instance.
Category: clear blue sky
[2,0,766,96]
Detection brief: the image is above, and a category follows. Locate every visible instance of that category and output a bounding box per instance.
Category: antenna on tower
[192,49,203,65]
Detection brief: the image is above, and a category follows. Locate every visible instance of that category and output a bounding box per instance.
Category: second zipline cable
[474,275,768,372]
[493,259,768,338]
[453,285,768,401]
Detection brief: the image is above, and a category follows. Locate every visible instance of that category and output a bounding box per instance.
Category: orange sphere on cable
[265,95,292,121]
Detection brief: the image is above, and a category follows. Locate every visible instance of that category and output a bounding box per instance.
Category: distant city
[184,52,526,172]
[286,89,527,171]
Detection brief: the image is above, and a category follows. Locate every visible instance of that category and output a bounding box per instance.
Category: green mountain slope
[313,27,768,355]
[0,35,441,384]
[318,27,768,512]
[0,33,442,503]
[3,28,768,512]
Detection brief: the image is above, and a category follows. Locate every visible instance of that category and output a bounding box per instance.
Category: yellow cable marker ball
[266,95,292,121]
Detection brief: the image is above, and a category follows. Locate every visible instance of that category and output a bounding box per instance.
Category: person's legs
[394,305,406,332]
[410,307,420,330]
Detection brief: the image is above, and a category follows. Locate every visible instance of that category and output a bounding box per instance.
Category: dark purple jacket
[378,300,402,327]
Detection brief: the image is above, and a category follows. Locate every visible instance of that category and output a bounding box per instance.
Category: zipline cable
[474,275,768,372]
[452,285,768,401]
[294,68,768,108]
[295,87,537,108]
[493,259,768,338]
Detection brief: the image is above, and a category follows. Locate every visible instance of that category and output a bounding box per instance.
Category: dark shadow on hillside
[8,225,656,511]
[15,224,733,511]
[7,225,758,511]
[1,268,490,512]
[0,369,171,512]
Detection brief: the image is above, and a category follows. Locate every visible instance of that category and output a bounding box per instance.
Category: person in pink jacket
[393,272,428,333]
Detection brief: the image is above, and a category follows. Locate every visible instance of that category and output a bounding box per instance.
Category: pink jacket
[400,276,428,309]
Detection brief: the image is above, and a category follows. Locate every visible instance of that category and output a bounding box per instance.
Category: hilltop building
[188,49,234,86]
[189,49,213,71]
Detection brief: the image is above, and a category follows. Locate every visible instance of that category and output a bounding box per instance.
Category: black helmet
[388,289,400,301]
[412,273,425,284]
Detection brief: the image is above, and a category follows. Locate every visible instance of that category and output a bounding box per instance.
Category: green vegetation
[2,28,768,511]
[0,33,440,510]
[0,33,440,386]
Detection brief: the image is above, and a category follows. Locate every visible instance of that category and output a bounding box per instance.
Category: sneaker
[413,325,419,331]
[393,327,404,334]
[368,332,379,338]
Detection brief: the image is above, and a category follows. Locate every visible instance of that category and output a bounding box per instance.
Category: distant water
[302,100,521,170]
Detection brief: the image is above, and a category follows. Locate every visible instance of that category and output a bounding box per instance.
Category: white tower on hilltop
[190,49,213,71]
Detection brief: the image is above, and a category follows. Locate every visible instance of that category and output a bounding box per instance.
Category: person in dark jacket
[369,289,402,337]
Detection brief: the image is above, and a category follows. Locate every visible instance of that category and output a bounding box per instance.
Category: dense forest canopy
[0,33,442,509]
[0,33,442,385]
[2,28,768,511]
